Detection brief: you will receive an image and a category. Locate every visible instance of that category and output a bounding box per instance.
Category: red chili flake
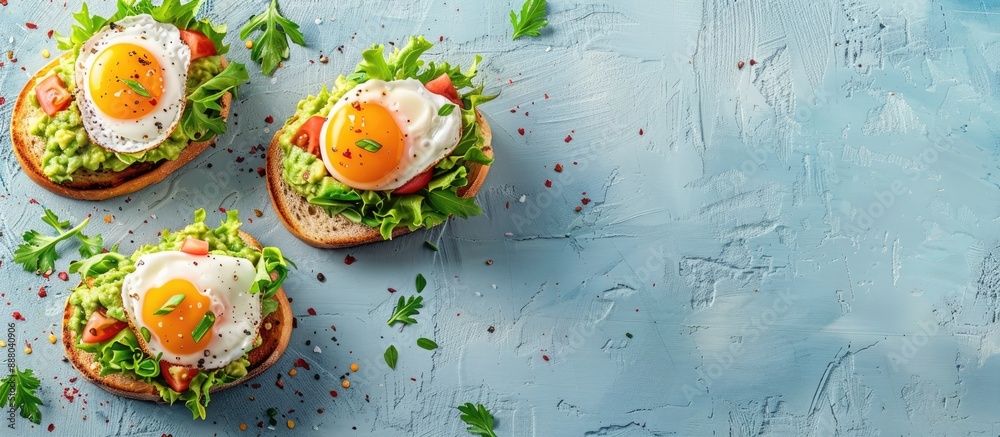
[387,287,397,293]
[42,270,52,279]
[749,59,757,66]
[264,115,274,124]
[505,201,510,209]
[219,207,226,213]
[148,98,157,106]
[542,355,550,361]
[330,390,338,397]
[439,36,444,42]
[517,128,525,136]
[737,61,745,69]
[12,312,24,321]
[344,255,356,265]
[69,377,77,383]
[25,22,38,29]
[275,379,284,389]
[235,156,245,163]
[47,424,55,432]
[574,206,582,212]
[544,93,549,99]
[554,163,563,173]
[29,198,39,205]
[38,287,47,298]
[581,198,591,205]
[47,30,54,38]
[307,308,317,316]
[351,101,362,111]
[294,358,311,370]
[0,1,8,6]
[639,128,644,136]
[564,135,572,143]
[487,326,495,333]
[256,167,266,177]
[62,387,78,402]
[0,97,5,105]
[342,149,352,159]
[544,180,552,188]
[510,108,516,113]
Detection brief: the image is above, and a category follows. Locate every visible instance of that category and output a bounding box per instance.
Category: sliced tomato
[81,309,128,344]
[35,74,72,117]
[425,74,463,108]
[179,29,217,60]
[393,169,433,194]
[160,361,199,392]
[293,115,327,156]
[180,237,209,256]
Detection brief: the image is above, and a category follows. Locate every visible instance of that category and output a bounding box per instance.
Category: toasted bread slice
[266,110,493,248]
[11,54,233,201]
[61,230,292,401]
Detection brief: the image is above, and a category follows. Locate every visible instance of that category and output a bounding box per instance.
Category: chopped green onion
[437,103,455,116]
[355,139,383,153]
[191,311,216,343]
[140,327,151,342]
[153,294,186,316]
[120,78,152,98]
[424,241,439,251]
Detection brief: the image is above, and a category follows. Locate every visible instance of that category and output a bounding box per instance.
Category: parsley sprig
[240,0,306,75]
[387,295,423,326]
[0,367,44,425]
[14,209,101,273]
[458,403,498,437]
[510,0,548,40]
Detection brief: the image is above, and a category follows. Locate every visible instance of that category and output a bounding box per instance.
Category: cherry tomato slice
[160,361,199,393]
[424,74,463,108]
[81,309,128,344]
[180,237,209,256]
[35,74,72,117]
[293,115,327,155]
[393,169,433,194]
[178,29,217,60]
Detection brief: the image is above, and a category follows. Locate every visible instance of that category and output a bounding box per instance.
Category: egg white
[120,251,261,369]
[75,14,191,154]
[320,79,463,191]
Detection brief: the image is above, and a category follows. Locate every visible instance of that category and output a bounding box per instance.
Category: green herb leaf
[140,327,152,342]
[384,345,398,370]
[191,311,216,343]
[355,139,383,153]
[438,103,456,116]
[77,232,104,258]
[14,210,94,273]
[181,61,249,143]
[154,294,187,316]
[424,240,439,251]
[0,367,43,425]
[626,332,633,339]
[457,402,497,437]
[239,0,306,75]
[415,273,427,294]
[387,295,423,326]
[427,190,483,219]
[69,251,125,279]
[248,246,294,299]
[510,0,549,40]
[120,78,152,98]
[417,338,438,350]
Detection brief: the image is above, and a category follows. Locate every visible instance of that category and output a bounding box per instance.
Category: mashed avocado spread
[29,55,223,183]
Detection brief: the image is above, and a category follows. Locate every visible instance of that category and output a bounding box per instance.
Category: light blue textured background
[2,0,999,435]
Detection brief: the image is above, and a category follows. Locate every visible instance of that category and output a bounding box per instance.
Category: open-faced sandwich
[267,36,496,247]
[11,0,248,200]
[62,209,292,419]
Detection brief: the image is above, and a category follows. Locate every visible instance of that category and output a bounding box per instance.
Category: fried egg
[319,79,462,191]
[75,14,191,154]
[120,251,261,370]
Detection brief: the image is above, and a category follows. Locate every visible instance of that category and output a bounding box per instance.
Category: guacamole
[29,55,223,183]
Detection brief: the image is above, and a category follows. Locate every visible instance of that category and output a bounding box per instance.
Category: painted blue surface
[1,0,1000,435]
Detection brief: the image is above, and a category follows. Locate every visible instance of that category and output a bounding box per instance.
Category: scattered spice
[542,354,549,361]
[344,255,356,265]
[517,128,525,136]
[737,60,745,69]
[564,135,573,143]
[639,128,644,136]
[239,423,247,431]
[307,308,317,316]
[288,369,297,377]
[626,332,633,339]
[581,198,591,205]
[544,180,552,188]
[350,363,359,372]
[316,272,326,282]
[264,115,274,124]
[749,59,757,66]
[387,287,397,293]
[58,272,69,281]
[554,163,563,172]
[41,49,50,58]
[37,287,47,298]
[487,326,495,333]
[12,312,24,321]
[485,259,493,265]
[319,55,329,63]
[48,334,57,344]
[330,390,338,397]
[103,215,112,223]
[287,420,295,429]
[341,380,350,388]
[575,206,582,212]
[245,39,253,49]
[294,358,311,370]
[25,22,37,29]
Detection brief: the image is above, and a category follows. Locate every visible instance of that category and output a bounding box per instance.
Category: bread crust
[60,230,293,402]
[266,110,493,248]
[11,53,233,201]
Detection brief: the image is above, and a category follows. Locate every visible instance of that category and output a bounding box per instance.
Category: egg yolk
[88,43,164,120]
[141,278,213,355]
[324,101,405,184]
